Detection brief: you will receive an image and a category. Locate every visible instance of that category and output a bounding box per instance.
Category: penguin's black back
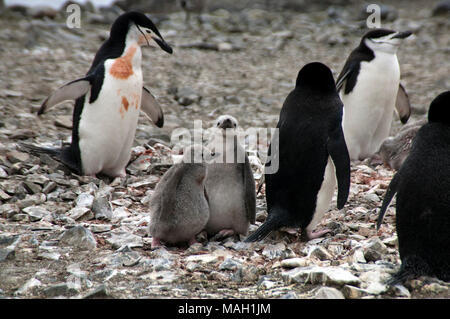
[392,125,450,282]
[266,62,343,229]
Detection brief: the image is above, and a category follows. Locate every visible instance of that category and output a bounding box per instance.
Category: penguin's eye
[216,122,220,127]
[146,30,151,34]
[233,123,237,127]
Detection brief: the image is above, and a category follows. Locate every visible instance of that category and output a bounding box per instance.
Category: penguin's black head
[295,62,336,92]
[362,28,412,54]
[428,91,450,125]
[110,11,173,54]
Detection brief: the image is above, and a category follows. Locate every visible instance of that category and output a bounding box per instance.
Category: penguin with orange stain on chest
[34,12,173,177]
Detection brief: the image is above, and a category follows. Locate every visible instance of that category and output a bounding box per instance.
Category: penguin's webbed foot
[303,228,331,241]
[151,237,162,249]
[210,229,235,241]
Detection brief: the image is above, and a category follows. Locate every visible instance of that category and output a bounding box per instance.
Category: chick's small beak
[152,36,173,54]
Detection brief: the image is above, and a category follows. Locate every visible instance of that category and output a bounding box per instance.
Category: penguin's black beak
[392,31,412,39]
[152,36,173,54]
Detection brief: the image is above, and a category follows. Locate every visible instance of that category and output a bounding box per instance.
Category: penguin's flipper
[377,172,400,230]
[395,83,411,124]
[141,87,164,128]
[38,78,91,115]
[335,68,351,93]
[243,156,256,224]
[327,122,351,209]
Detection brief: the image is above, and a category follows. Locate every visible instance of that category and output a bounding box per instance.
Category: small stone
[363,237,388,262]
[219,257,242,271]
[258,279,276,290]
[43,283,77,297]
[42,181,57,194]
[89,224,112,233]
[23,181,42,194]
[421,283,449,294]
[67,207,94,221]
[307,267,361,287]
[281,267,314,284]
[364,282,389,295]
[364,193,380,203]
[309,246,333,261]
[11,213,28,222]
[352,248,367,263]
[281,257,310,268]
[262,243,286,260]
[75,193,94,208]
[14,278,42,296]
[54,116,73,129]
[342,285,365,299]
[0,189,11,200]
[106,230,143,249]
[59,226,97,250]
[314,286,345,299]
[22,206,49,222]
[0,247,15,261]
[82,284,110,299]
[6,150,29,163]
[92,196,113,220]
[390,284,411,298]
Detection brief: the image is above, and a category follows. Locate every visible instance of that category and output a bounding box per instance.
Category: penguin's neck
[122,37,142,69]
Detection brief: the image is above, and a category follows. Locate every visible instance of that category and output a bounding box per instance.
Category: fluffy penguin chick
[377,91,450,284]
[28,12,172,177]
[336,29,412,161]
[149,145,211,248]
[204,115,256,239]
[246,62,351,242]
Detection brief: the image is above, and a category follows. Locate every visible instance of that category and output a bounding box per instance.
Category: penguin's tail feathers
[17,142,61,158]
[387,255,432,286]
[244,210,284,242]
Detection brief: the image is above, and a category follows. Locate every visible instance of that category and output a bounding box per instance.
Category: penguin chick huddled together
[246,62,351,242]
[204,115,256,239]
[336,28,412,161]
[377,91,450,284]
[149,144,214,248]
[23,12,172,178]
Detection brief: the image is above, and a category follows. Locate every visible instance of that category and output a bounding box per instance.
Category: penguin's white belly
[78,68,142,176]
[306,158,336,233]
[342,53,400,160]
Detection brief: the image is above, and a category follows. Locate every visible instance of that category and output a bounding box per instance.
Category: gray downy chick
[149,144,212,248]
[204,115,256,239]
[378,119,427,170]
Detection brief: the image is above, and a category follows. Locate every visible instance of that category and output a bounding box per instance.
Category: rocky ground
[0,1,449,299]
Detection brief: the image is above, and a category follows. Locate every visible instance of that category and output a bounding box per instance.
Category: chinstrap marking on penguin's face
[109,45,137,79]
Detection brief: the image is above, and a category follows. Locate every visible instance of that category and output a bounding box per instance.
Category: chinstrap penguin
[204,115,256,239]
[149,144,213,248]
[336,29,412,161]
[377,91,450,284]
[29,11,172,178]
[246,62,351,242]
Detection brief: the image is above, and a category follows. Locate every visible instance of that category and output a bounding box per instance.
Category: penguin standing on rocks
[377,91,450,283]
[28,12,172,177]
[336,29,412,161]
[246,62,350,242]
[204,115,256,239]
[149,145,213,248]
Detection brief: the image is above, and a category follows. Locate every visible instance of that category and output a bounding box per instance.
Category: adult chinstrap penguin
[377,91,450,284]
[336,29,412,161]
[245,62,350,242]
[25,11,172,178]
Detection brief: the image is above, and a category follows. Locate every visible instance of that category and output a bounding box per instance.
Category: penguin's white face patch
[365,35,402,54]
[110,45,137,79]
